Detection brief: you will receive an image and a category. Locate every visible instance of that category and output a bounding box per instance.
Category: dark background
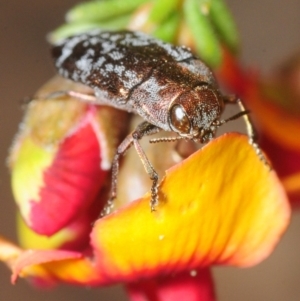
[1,1,300,300]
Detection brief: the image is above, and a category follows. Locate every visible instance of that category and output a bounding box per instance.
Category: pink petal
[126,269,216,301]
[30,116,107,235]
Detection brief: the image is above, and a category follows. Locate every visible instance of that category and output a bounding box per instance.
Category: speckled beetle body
[52,30,226,141]
[52,30,262,214]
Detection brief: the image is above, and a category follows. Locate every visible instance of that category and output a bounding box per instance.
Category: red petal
[261,134,300,206]
[126,268,215,301]
[17,195,103,251]
[30,116,107,235]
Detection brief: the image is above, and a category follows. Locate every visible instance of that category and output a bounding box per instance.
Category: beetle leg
[102,121,161,216]
[43,90,98,103]
[224,96,270,167]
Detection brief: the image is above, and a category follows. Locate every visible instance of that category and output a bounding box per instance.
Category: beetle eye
[169,105,191,134]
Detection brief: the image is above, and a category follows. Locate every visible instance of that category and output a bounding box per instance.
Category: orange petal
[0,236,22,268]
[245,79,300,152]
[90,133,290,281]
[7,134,290,285]
[12,249,82,283]
[0,237,99,286]
[10,249,108,286]
[0,237,55,286]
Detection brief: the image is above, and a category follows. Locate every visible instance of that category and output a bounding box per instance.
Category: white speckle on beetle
[108,50,125,60]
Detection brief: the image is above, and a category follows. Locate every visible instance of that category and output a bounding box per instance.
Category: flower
[0,94,290,299]
[0,2,292,298]
[8,76,130,237]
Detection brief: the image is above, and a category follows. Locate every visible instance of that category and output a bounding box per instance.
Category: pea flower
[8,76,130,237]
[0,0,293,298]
[0,75,290,301]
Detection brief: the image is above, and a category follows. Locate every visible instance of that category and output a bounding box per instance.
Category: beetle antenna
[149,136,186,143]
[214,110,250,127]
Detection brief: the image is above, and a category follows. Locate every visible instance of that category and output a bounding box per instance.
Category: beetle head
[168,85,224,143]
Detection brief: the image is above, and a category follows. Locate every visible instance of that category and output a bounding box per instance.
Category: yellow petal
[5,134,290,286]
[11,136,54,222]
[91,133,290,280]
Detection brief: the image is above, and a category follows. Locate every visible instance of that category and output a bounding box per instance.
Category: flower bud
[8,76,130,236]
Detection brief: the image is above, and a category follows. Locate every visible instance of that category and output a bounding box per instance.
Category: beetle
[52,29,265,215]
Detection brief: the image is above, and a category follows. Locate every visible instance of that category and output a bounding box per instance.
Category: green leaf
[149,0,181,24]
[153,12,180,43]
[184,0,222,67]
[48,23,102,43]
[210,0,239,52]
[66,0,148,23]
[49,15,131,43]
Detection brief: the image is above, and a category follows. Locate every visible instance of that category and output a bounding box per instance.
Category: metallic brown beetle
[52,30,263,215]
